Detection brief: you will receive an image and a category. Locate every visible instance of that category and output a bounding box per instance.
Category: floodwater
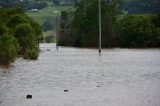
[0,43,160,106]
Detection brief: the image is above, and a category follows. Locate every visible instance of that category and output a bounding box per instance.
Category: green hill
[26,1,73,42]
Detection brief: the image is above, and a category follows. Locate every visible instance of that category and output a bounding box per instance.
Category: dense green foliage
[58,10,74,46]
[53,0,78,6]
[0,25,19,65]
[45,35,54,43]
[14,23,37,54]
[0,8,43,65]
[123,0,160,14]
[53,0,60,5]
[43,19,55,32]
[116,15,160,47]
[58,0,122,47]
[24,48,39,60]
[58,0,160,48]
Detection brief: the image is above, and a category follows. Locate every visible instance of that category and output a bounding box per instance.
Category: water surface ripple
[0,43,160,106]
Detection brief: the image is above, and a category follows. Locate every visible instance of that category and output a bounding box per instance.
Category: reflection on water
[0,43,160,106]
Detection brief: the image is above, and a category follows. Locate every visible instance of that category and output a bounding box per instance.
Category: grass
[26,1,73,40]
[27,4,72,25]
[43,30,56,37]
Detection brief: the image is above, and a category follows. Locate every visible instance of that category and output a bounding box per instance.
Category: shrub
[45,35,54,43]
[116,15,160,47]
[7,14,30,29]
[43,19,55,32]
[24,48,39,60]
[0,8,42,65]
[53,0,60,6]
[0,26,19,65]
[14,23,36,54]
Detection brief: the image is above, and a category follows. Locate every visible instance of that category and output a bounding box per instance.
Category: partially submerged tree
[58,0,122,47]
[0,25,19,65]
[14,23,36,54]
[115,14,160,47]
[0,8,43,65]
[58,10,74,46]
[58,0,160,48]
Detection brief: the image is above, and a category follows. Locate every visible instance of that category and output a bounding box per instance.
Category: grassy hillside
[27,5,72,25]
[26,1,73,42]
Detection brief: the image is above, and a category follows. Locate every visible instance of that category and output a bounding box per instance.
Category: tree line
[57,0,160,48]
[0,8,43,65]
[123,0,160,14]
[53,0,78,6]
[0,0,48,10]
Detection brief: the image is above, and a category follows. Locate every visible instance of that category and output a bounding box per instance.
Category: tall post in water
[98,0,102,54]
[56,15,58,50]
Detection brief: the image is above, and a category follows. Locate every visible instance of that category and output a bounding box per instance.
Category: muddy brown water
[0,43,160,106]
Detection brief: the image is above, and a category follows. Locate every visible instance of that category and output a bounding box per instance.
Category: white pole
[98,0,102,54]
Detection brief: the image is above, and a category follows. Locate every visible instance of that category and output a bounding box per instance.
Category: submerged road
[0,43,160,106]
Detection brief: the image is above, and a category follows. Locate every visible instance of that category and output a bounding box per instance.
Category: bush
[43,19,55,32]
[14,23,36,54]
[24,48,39,60]
[7,14,30,29]
[0,8,42,65]
[30,20,43,43]
[45,35,54,43]
[53,0,60,6]
[0,26,19,65]
[116,15,160,47]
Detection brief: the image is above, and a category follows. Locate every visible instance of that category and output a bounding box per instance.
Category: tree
[0,25,19,65]
[14,23,36,54]
[24,48,39,60]
[115,14,160,47]
[7,14,30,29]
[30,19,43,44]
[58,10,74,46]
[45,35,54,43]
[57,0,160,48]
[58,0,122,47]
[43,20,54,32]
[122,0,160,14]
[0,8,42,64]
[101,0,122,47]
[53,0,60,5]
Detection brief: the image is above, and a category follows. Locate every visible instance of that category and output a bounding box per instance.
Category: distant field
[43,30,56,38]
[27,5,72,25]
[26,2,72,39]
